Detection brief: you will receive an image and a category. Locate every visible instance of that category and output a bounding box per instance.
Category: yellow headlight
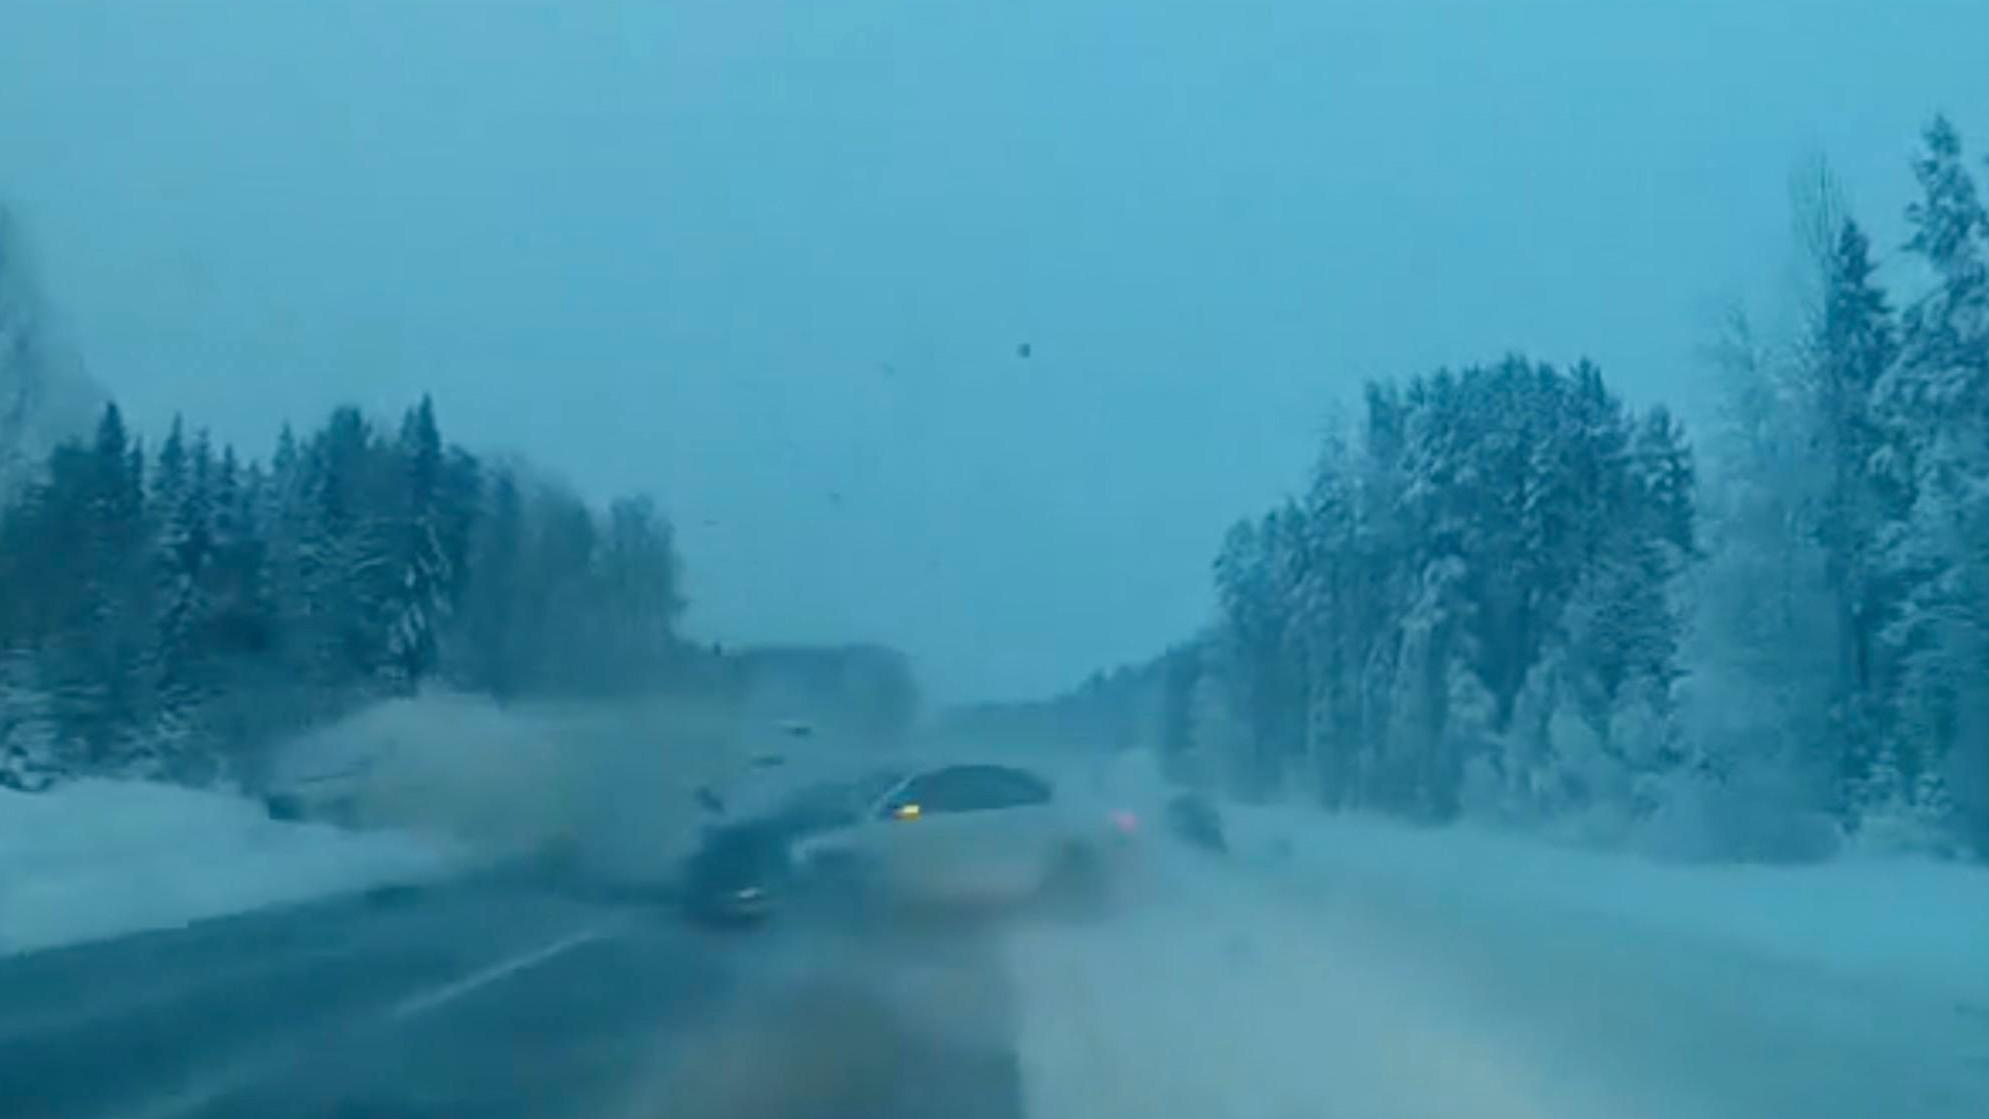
[894,803,921,820]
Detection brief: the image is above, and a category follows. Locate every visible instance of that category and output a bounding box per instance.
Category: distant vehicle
[1162,790,1228,854]
[262,769,367,826]
[259,729,390,827]
[789,761,1140,913]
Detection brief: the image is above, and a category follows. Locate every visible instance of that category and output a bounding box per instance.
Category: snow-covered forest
[0,216,687,791]
[1030,117,1989,862]
[8,114,1989,868]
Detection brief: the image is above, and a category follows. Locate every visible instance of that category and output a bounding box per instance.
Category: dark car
[680,768,905,925]
[1163,790,1228,854]
[681,820,795,924]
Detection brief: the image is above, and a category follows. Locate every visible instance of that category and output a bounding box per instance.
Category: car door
[869,765,1058,900]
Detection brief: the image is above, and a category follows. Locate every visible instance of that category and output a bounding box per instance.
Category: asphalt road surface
[0,878,1026,1119]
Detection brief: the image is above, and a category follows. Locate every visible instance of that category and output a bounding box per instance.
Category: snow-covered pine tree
[1292,425,1365,808]
[1212,514,1285,798]
[258,423,309,675]
[1874,115,1989,851]
[1554,406,1694,815]
[1207,502,1318,800]
[0,646,59,790]
[1347,380,1415,805]
[455,466,524,697]
[296,407,394,702]
[185,442,280,782]
[1691,303,1838,773]
[1461,359,1552,738]
[152,417,187,528]
[1385,366,1485,819]
[205,443,273,656]
[1262,503,1314,785]
[152,425,217,734]
[1803,218,1908,813]
[37,404,157,775]
[437,446,481,615]
[380,397,451,692]
[1407,359,1692,823]
[1680,181,1916,849]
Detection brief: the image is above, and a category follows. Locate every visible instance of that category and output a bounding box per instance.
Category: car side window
[878,765,1053,817]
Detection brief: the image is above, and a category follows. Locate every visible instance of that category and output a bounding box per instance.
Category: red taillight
[1111,810,1139,835]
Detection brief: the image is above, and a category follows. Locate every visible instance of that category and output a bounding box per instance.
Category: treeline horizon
[10,112,1989,866]
[0,389,689,791]
[1027,114,1989,862]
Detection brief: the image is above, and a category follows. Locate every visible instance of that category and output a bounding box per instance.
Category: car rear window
[882,764,1053,816]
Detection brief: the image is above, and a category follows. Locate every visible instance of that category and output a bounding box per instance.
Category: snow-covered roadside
[0,779,461,956]
[1009,849,1643,1119]
[1221,804,1989,1005]
[1007,785,1989,1119]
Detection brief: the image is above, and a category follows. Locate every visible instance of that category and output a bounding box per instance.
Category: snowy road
[0,879,1024,1119]
[6,831,1986,1119]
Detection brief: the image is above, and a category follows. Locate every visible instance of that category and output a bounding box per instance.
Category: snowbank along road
[1012,812,1989,1119]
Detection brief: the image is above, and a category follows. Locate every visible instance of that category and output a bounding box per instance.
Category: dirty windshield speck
[2,3,1987,1118]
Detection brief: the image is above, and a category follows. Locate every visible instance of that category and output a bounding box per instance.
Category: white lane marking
[386,926,615,1020]
[103,923,622,1119]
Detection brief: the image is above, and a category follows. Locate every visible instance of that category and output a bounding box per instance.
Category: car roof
[861,760,1055,809]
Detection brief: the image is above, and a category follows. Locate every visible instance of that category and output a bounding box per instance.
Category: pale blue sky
[4,0,1988,701]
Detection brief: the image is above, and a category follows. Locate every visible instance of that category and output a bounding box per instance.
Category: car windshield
[4,4,1988,1118]
[881,765,1055,816]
